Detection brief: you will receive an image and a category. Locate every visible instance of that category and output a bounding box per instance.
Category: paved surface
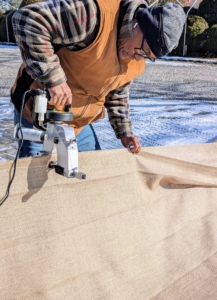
[0,48,22,97]
[0,47,217,160]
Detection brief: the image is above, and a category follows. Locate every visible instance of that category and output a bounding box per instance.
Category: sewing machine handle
[45,90,72,112]
[45,90,51,101]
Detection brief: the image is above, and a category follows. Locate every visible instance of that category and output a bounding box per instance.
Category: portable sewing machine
[14,89,86,180]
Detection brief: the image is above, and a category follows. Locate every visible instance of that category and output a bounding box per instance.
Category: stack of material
[1,144,217,299]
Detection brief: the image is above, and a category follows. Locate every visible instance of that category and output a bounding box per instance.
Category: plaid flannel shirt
[12,0,148,138]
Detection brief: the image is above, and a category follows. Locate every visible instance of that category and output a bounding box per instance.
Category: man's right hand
[47,82,72,106]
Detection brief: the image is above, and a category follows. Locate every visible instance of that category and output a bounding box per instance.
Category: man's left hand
[120,135,142,154]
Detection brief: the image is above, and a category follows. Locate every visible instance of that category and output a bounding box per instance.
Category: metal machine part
[14,124,47,142]
[39,122,86,179]
[31,90,73,130]
[14,89,86,180]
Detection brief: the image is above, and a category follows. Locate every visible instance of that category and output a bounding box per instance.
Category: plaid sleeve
[105,82,133,139]
[12,0,98,88]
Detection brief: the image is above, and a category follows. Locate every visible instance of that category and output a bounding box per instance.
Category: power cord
[0,90,31,206]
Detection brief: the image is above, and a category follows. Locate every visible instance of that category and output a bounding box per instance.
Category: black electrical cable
[0,90,32,206]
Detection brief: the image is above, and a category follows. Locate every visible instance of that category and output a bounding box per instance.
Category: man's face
[118,21,156,61]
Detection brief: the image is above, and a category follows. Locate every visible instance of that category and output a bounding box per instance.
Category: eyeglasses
[134,36,155,62]
[133,23,155,63]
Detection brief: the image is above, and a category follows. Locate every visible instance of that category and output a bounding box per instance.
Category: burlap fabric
[1,144,217,299]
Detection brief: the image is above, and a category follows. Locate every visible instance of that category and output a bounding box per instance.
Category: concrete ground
[0,47,217,160]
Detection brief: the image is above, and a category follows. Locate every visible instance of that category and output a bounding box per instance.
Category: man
[11,0,186,157]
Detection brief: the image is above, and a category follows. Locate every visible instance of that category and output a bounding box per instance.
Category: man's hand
[120,135,142,154]
[48,82,72,106]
